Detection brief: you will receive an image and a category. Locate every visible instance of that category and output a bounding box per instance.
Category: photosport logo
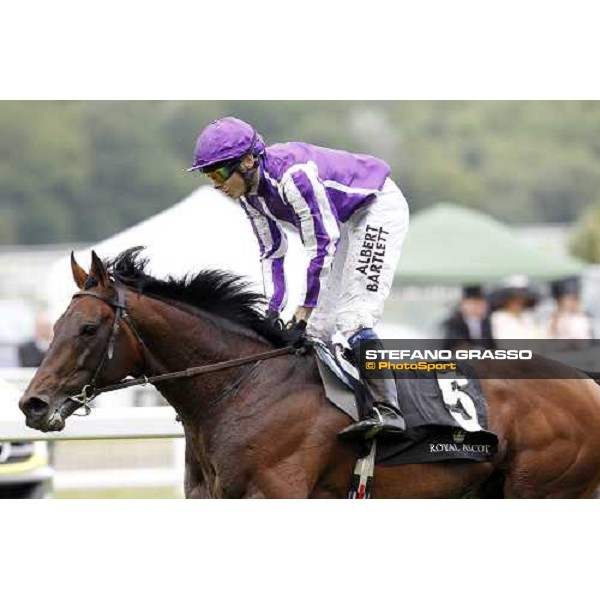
[357,339,600,380]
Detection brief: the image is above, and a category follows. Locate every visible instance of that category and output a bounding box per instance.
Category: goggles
[203,161,239,185]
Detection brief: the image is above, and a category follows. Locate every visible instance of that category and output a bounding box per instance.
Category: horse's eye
[80,323,99,336]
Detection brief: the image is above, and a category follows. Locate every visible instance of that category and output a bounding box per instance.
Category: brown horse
[19,248,600,498]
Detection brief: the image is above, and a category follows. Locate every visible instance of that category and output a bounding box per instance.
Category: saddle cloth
[312,341,499,465]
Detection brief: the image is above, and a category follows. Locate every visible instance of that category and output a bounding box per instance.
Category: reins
[69,285,299,415]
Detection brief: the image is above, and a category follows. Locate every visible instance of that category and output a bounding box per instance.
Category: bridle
[70,285,140,415]
[68,283,298,416]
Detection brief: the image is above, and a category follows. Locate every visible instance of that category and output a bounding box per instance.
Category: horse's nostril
[21,396,50,416]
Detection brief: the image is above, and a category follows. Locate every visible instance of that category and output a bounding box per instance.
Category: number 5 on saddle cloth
[310,339,498,467]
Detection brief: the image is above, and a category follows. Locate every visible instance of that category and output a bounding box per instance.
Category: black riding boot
[338,330,406,441]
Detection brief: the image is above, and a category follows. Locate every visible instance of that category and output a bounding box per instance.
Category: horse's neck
[127,293,269,418]
[125,292,335,498]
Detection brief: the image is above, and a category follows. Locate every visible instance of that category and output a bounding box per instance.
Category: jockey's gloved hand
[266,310,285,330]
[285,316,308,348]
[285,316,307,332]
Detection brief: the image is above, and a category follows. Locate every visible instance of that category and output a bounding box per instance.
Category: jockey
[187,116,410,440]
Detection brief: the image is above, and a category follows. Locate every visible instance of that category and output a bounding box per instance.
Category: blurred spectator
[17,313,53,367]
[488,276,545,339]
[442,285,495,350]
[547,278,593,341]
[0,346,19,368]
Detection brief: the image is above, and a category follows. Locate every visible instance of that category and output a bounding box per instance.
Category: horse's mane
[106,247,290,347]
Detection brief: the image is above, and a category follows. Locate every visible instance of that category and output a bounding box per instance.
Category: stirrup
[338,407,384,441]
[338,406,405,441]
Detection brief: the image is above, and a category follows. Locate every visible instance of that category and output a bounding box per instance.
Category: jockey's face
[220,170,246,199]
[212,154,256,200]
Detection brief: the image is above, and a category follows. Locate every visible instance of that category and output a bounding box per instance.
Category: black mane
[106,247,289,347]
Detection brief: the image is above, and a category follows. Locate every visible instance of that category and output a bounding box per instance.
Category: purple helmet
[186,117,266,172]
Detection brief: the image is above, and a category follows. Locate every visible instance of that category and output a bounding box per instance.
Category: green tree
[570,198,600,263]
[2,100,600,245]
[0,101,85,243]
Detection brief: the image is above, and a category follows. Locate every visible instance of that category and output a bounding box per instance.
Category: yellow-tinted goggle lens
[206,165,235,185]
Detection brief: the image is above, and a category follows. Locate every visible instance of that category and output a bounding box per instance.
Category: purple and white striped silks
[241,142,391,312]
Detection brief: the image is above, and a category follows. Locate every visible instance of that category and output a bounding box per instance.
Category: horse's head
[19,251,145,432]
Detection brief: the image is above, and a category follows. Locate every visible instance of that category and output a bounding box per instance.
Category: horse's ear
[71,251,88,290]
[90,250,110,289]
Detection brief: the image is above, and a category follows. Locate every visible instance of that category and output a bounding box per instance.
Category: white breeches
[306,177,409,341]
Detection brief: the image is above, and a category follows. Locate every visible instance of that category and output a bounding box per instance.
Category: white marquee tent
[46,186,308,320]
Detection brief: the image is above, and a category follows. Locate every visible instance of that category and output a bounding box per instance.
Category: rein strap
[69,284,300,410]
[76,345,297,400]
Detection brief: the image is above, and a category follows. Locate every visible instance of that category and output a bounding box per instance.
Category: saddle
[310,338,498,467]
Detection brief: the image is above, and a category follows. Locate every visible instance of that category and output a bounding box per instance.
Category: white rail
[1,369,185,493]
[54,467,183,490]
[0,367,183,441]
[0,406,184,441]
